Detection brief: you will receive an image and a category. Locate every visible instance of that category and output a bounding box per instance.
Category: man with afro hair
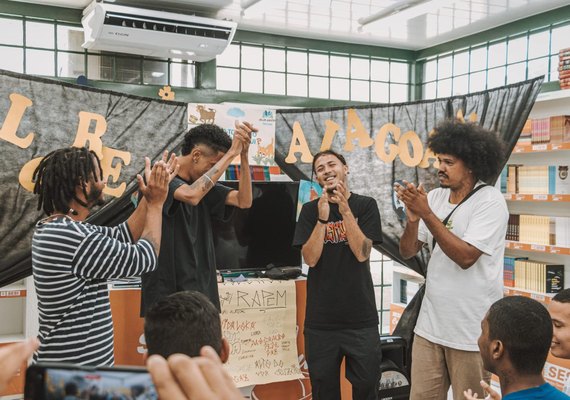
[396,119,509,400]
[141,122,255,316]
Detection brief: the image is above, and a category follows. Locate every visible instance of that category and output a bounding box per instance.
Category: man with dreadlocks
[31,146,178,366]
[396,120,509,400]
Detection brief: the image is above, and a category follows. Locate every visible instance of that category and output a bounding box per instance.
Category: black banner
[275,77,544,273]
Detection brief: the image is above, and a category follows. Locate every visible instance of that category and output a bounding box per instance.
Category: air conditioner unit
[81,1,237,62]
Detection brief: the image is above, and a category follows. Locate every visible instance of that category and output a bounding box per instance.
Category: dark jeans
[304,326,382,400]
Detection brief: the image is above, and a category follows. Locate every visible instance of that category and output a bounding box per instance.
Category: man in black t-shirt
[140,122,255,316]
[293,150,383,400]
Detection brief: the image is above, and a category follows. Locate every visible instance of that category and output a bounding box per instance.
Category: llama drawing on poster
[187,103,276,166]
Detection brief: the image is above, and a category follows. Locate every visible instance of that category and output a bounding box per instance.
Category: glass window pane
[390,83,408,103]
[287,50,307,74]
[87,54,110,80]
[265,48,285,72]
[330,77,349,100]
[26,21,54,49]
[241,45,263,70]
[0,46,23,72]
[57,25,84,51]
[528,31,549,59]
[26,49,54,76]
[390,62,408,83]
[143,59,168,85]
[112,56,141,83]
[487,66,506,88]
[0,18,23,45]
[371,59,389,81]
[423,82,436,99]
[507,62,526,84]
[488,42,506,68]
[171,63,195,88]
[309,76,329,98]
[264,72,285,95]
[57,52,85,78]
[351,57,369,80]
[470,46,487,72]
[453,74,468,95]
[371,81,389,103]
[330,55,349,78]
[437,78,452,97]
[216,67,239,91]
[469,71,486,92]
[551,24,570,55]
[241,69,263,93]
[550,55,559,82]
[507,36,527,64]
[217,44,239,67]
[453,51,469,76]
[527,57,548,79]
[287,74,307,97]
[424,59,437,81]
[309,53,328,76]
[438,55,452,79]
[351,80,369,102]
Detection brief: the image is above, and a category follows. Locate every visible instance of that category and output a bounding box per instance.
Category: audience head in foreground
[144,291,229,362]
[466,296,570,400]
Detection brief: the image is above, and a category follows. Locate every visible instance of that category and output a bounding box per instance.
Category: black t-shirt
[293,193,382,330]
[140,176,231,316]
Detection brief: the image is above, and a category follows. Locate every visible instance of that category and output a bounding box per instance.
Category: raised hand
[463,381,500,400]
[234,121,257,156]
[394,180,427,222]
[137,159,170,207]
[147,346,244,400]
[329,180,350,215]
[317,190,330,223]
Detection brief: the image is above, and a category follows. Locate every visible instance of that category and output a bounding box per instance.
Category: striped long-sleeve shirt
[31,215,157,366]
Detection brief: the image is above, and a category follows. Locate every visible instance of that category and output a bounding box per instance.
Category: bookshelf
[505,241,570,255]
[503,89,570,390]
[504,193,570,202]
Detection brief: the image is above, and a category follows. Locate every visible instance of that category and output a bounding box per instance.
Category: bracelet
[204,174,214,185]
[317,218,328,224]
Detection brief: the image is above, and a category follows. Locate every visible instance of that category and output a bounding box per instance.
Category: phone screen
[25,363,157,400]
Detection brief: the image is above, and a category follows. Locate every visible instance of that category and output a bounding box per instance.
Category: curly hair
[181,124,232,156]
[33,147,103,216]
[428,119,505,183]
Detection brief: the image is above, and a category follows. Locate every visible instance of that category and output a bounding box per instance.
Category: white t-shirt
[414,183,508,351]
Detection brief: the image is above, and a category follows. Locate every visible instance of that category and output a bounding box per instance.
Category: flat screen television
[212,181,301,272]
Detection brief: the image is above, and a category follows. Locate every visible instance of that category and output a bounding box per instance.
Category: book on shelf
[502,164,569,195]
[512,259,564,294]
[507,214,570,247]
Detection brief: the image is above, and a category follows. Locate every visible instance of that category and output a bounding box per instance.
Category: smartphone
[24,363,157,400]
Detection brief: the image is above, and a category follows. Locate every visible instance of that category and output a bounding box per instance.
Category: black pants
[304,326,382,400]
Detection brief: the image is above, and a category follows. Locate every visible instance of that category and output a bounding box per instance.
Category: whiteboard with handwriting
[219,279,303,387]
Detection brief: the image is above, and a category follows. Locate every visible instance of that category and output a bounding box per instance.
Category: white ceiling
[18,0,570,50]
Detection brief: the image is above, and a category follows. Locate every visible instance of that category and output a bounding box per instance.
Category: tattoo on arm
[361,238,372,259]
[189,167,219,193]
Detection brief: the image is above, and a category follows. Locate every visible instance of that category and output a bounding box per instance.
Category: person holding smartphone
[396,120,508,400]
[293,149,383,400]
[31,147,178,366]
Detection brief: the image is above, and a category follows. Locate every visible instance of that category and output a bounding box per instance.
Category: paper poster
[219,279,303,387]
[297,180,322,220]
[188,103,276,166]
